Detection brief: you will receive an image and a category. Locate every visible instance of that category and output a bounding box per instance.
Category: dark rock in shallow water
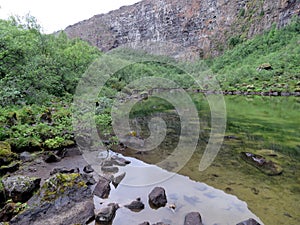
[184,212,203,225]
[236,218,261,225]
[2,175,41,203]
[93,176,111,198]
[95,203,119,224]
[83,164,94,173]
[240,152,283,175]
[124,198,145,212]
[152,222,170,225]
[148,187,167,208]
[10,173,94,225]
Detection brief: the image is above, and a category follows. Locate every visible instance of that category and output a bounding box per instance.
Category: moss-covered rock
[1,175,41,203]
[10,173,94,225]
[0,142,17,165]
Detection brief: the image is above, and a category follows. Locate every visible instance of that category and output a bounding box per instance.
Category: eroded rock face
[64,0,300,58]
[148,187,167,208]
[10,173,94,225]
[184,212,203,225]
[1,175,41,203]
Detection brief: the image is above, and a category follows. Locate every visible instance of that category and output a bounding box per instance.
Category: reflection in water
[90,152,263,225]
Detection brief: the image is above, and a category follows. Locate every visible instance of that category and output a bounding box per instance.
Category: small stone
[236,218,261,225]
[148,187,167,208]
[83,164,94,173]
[124,198,145,211]
[184,212,203,225]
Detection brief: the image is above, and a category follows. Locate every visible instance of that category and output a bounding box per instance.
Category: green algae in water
[121,94,300,225]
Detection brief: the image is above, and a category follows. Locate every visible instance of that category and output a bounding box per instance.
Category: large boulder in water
[148,187,167,208]
[9,173,94,225]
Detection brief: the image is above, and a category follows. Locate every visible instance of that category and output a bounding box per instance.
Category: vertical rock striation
[64,0,300,58]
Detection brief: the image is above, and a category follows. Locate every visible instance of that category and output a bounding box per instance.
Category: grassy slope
[210,17,300,93]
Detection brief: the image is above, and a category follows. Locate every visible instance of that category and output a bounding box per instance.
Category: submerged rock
[240,152,283,175]
[236,218,261,225]
[9,173,94,225]
[184,212,203,225]
[124,198,145,212]
[93,176,111,198]
[148,187,167,208]
[2,175,41,203]
[95,203,119,224]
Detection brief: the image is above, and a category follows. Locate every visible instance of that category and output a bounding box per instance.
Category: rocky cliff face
[64,0,300,59]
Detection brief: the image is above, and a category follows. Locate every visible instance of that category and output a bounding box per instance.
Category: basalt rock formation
[64,0,300,59]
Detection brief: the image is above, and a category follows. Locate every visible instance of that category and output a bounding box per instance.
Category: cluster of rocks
[0,143,262,225]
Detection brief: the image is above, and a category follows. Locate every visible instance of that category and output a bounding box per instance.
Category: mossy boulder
[10,173,94,225]
[1,175,41,203]
[0,142,17,165]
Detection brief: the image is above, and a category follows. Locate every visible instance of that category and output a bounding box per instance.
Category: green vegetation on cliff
[211,17,300,93]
